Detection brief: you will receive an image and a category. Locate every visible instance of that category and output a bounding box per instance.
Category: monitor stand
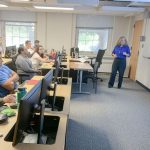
[37,99,46,144]
[51,82,59,111]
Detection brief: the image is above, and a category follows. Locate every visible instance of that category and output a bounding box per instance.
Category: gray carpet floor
[66,75,150,150]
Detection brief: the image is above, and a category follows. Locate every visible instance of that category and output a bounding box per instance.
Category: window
[5,22,35,47]
[77,28,109,52]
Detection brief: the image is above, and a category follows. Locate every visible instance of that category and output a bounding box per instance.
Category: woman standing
[108,36,131,89]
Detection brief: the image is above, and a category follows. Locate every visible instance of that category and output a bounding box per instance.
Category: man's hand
[3,94,16,103]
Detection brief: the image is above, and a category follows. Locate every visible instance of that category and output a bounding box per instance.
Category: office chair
[70,47,79,58]
[11,54,18,72]
[89,49,106,82]
[83,62,100,93]
[18,73,30,84]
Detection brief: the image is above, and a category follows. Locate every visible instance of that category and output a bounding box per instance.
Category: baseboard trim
[136,80,150,92]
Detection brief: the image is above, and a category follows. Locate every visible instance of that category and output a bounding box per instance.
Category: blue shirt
[112,45,131,59]
[0,65,13,97]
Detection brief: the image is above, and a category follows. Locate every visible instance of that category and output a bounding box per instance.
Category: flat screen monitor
[40,70,53,101]
[12,80,42,146]
[11,46,17,55]
[53,59,60,83]
[5,46,16,58]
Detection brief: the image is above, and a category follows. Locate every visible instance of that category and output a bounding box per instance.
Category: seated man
[0,53,19,97]
[0,94,16,106]
[15,46,39,80]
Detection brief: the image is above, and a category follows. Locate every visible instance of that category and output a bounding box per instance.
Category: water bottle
[16,87,27,104]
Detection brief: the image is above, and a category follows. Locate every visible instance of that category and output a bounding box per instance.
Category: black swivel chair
[84,62,100,93]
[84,49,105,93]
[70,47,79,58]
[89,49,106,81]
[18,73,30,84]
[11,54,18,72]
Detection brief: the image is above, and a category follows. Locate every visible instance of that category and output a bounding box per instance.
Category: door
[129,20,143,80]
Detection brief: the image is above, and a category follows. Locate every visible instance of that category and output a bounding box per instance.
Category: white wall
[136,17,150,89]
[46,13,73,52]
[37,12,74,54]
[0,10,36,22]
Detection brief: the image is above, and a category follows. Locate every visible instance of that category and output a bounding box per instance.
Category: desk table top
[69,62,93,71]
[2,58,12,65]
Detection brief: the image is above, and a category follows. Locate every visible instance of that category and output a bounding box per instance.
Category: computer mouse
[0,114,8,124]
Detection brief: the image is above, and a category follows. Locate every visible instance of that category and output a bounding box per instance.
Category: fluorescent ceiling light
[114,0,150,2]
[0,4,8,7]
[34,6,74,11]
[102,6,145,12]
[11,0,30,1]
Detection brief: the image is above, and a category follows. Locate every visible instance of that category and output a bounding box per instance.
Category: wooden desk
[70,62,93,71]
[31,76,72,98]
[39,62,54,70]
[32,76,72,115]
[69,57,81,62]
[39,62,70,77]
[2,58,12,65]
[0,76,72,150]
[70,62,93,94]
[0,114,68,150]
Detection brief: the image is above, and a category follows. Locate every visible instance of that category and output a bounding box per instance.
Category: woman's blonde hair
[116,36,128,46]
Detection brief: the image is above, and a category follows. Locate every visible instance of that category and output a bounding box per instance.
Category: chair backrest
[96,49,106,66]
[70,47,79,57]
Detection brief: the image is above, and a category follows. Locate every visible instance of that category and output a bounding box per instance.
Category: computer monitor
[5,46,17,58]
[53,59,60,83]
[5,46,12,58]
[40,70,53,101]
[19,44,24,47]
[11,46,17,55]
[12,80,42,146]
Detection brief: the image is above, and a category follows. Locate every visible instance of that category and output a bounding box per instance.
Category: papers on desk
[79,56,88,63]
[26,80,39,85]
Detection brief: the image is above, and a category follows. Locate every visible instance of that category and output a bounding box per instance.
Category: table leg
[77,70,79,84]
[79,70,82,92]
[73,70,90,94]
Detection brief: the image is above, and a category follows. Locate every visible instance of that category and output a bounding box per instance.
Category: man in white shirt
[25,40,34,56]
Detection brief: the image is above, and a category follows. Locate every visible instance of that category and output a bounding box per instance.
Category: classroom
[0,0,150,150]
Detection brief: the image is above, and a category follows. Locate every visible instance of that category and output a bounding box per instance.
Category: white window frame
[5,21,36,48]
[76,27,113,56]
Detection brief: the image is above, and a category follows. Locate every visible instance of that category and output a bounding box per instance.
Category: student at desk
[31,46,51,69]
[0,53,19,97]
[49,49,57,60]
[15,47,40,79]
